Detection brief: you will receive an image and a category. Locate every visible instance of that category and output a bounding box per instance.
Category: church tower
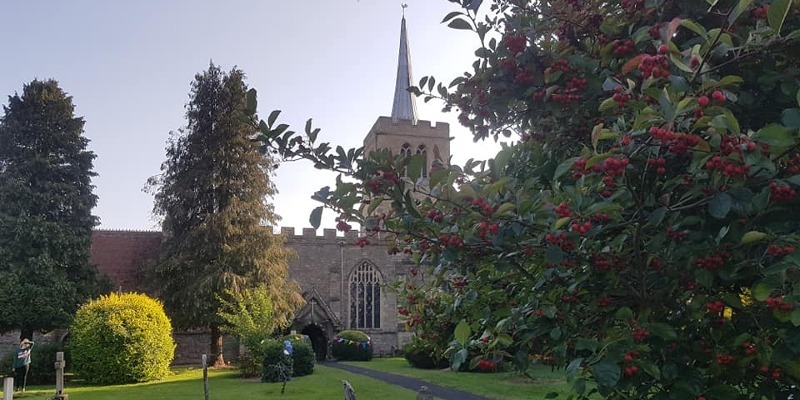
[362,14,451,178]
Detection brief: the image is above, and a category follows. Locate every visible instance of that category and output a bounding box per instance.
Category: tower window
[349,261,381,329]
[416,145,428,178]
[400,143,412,177]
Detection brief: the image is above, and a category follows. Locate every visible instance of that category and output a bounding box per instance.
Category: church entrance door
[301,324,328,361]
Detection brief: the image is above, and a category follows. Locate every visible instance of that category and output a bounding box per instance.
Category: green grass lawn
[0,365,421,400]
[0,358,574,399]
[342,357,572,400]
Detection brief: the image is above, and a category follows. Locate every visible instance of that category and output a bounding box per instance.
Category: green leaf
[309,206,323,229]
[615,307,633,320]
[768,0,792,35]
[792,309,800,327]
[454,320,471,346]
[708,192,732,219]
[706,384,740,399]
[782,109,800,129]
[554,157,581,181]
[441,11,465,23]
[753,282,772,301]
[406,154,425,180]
[545,392,559,399]
[741,231,768,244]
[447,18,473,30]
[648,207,668,226]
[546,245,564,265]
[680,19,707,39]
[575,338,599,353]
[728,0,754,25]
[646,323,678,340]
[555,216,571,230]
[753,124,797,147]
[797,89,800,108]
[267,110,280,128]
[591,360,621,387]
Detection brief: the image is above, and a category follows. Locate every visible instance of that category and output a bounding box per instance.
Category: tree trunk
[211,325,225,367]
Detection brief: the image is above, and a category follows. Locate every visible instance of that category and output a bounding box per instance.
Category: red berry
[658,44,668,54]
[697,96,709,107]
[712,90,726,104]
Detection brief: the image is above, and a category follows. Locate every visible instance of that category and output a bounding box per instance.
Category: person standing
[13,338,34,392]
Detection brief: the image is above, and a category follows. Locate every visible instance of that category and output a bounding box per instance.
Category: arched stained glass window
[416,144,427,178]
[349,262,381,329]
[400,143,412,177]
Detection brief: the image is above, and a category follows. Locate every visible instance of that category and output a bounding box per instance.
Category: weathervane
[402,3,408,17]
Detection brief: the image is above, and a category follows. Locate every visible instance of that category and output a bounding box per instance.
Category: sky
[0,1,503,232]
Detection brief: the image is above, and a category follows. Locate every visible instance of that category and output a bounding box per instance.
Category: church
[89,15,451,364]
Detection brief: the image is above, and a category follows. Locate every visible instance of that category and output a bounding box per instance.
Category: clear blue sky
[0,1,501,231]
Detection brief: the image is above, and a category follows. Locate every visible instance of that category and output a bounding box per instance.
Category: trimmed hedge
[403,342,448,370]
[289,341,315,377]
[69,292,175,384]
[331,330,372,361]
[261,339,292,382]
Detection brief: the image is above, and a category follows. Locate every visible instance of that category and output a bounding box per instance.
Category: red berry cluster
[765,296,794,311]
[551,59,575,73]
[355,237,370,248]
[336,218,352,232]
[478,221,500,238]
[499,57,517,72]
[571,158,589,179]
[545,232,574,251]
[741,341,757,356]
[470,197,496,216]
[612,39,635,57]
[706,300,725,314]
[426,209,444,222]
[623,350,640,376]
[622,0,644,12]
[612,86,632,108]
[453,278,466,287]
[762,366,782,380]
[503,34,526,55]
[767,243,795,258]
[666,227,687,241]
[476,359,496,372]
[514,66,537,85]
[647,157,667,175]
[785,154,800,174]
[551,77,587,105]
[571,220,592,234]
[554,201,572,218]
[602,157,629,176]
[720,135,756,155]
[751,4,769,20]
[769,181,797,201]
[438,234,464,248]
[638,54,670,79]
[715,354,736,366]
[631,324,650,343]
[648,23,663,39]
[592,213,612,224]
[623,365,639,377]
[696,254,726,271]
[697,95,710,107]
[597,296,612,307]
[704,156,749,179]
[711,90,726,104]
[648,127,701,154]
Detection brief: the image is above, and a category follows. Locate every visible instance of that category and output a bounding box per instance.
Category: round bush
[331,330,372,361]
[289,341,314,377]
[261,339,292,382]
[70,292,175,384]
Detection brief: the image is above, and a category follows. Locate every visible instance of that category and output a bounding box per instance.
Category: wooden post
[416,385,433,400]
[3,376,13,400]
[53,351,68,399]
[202,354,210,400]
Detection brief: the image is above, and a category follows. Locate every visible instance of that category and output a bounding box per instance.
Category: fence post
[53,351,68,399]
[202,354,210,400]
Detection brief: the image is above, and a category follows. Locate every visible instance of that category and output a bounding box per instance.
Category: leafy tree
[247,0,800,397]
[217,287,276,351]
[146,63,303,367]
[0,79,102,340]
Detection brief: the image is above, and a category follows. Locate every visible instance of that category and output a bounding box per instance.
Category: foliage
[0,79,105,338]
[144,63,303,366]
[1,342,69,385]
[218,287,278,351]
[261,339,293,383]
[247,0,800,398]
[403,337,449,369]
[70,292,175,384]
[289,340,315,377]
[237,350,263,378]
[331,330,373,361]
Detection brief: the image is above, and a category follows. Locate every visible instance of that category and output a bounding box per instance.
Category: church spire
[390,12,418,124]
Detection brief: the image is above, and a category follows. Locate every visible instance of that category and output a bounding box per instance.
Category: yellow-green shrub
[70,292,175,384]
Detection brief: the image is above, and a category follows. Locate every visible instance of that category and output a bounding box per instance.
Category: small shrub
[289,341,315,377]
[70,292,175,384]
[331,330,372,361]
[1,342,69,385]
[237,351,262,378]
[403,341,447,370]
[261,339,292,383]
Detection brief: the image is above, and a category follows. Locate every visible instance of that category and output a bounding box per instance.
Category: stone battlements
[95,227,364,241]
[366,116,450,140]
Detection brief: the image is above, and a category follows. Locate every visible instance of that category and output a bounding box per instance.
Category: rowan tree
[146,63,303,367]
[0,79,103,340]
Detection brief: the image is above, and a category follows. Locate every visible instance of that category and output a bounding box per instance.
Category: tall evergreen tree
[0,79,102,340]
[147,64,303,366]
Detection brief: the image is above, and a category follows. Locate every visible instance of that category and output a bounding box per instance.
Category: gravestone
[342,380,357,400]
[417,385,433,400]
[53,351,68,400]
[3,377,12,400]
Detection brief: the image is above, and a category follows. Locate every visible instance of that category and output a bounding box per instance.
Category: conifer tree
[147,64,302,366]
[0,79,102,340]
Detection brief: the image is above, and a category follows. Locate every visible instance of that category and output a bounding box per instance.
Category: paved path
[323,362,492,400]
